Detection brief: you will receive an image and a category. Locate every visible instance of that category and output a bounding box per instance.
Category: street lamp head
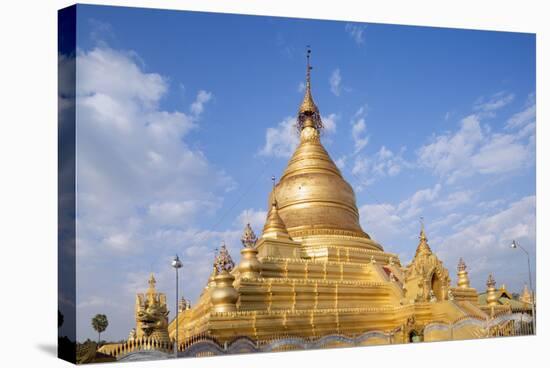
[172,255,183,269]
[510,240,518,249]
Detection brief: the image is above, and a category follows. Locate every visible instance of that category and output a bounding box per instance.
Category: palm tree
[91,314,109,345]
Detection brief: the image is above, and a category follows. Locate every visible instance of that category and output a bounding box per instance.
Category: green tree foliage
[91,314,109,345]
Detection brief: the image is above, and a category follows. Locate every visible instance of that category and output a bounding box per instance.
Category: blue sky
[68,4,535,341]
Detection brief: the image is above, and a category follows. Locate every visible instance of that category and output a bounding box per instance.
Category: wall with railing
[101,313,534,360]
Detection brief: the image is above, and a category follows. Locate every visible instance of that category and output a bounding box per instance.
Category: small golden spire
[214,242,235,273]
[419,216,427,241]
[520,284,533,304]
[415,218,432,255]
[457,258,470,288]
[262,198,290,239]
[297,46,323,132]
[241,223,258,248]
[486,273,498,306]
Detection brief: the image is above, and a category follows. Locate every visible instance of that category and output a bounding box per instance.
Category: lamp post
[171,254,183,357]
[510,240,536,333]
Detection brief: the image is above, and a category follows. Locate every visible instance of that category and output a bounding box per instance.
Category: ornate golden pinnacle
[214,243,235,273]
[297,47,323,132]
[241,223,258,248]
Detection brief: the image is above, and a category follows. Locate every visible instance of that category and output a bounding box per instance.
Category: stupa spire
[520,284,533,304]
[415,218,432,256]
[297,46,323,132]
[486,273,498,306]
[262,198,290,239]
[241,223,258,248]
[456,258,471,288]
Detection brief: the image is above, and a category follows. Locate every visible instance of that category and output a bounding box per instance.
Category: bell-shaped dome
[267,50,381,250]
[272,125,371,240]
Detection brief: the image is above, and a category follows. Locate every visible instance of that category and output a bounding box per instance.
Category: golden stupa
[93,51,535,363]
[161,50,516,347]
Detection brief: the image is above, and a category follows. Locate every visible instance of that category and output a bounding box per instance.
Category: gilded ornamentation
[404,225,450,302]
[179,297,191,312]
[241,223,258,248]
[211,271,239,313]
[214,243,235,273]
[134,274,170,343]
[486,274,499,306]
[296,47,323,133]
[520,284,533,304]
[156,55,519,349]
[457,257,471,288]
[447,289,454,301]
[261,199,290,239]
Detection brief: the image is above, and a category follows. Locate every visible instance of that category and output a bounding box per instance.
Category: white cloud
[77,47,166,109]
[335,156,346,169]
[359,203,403,245]
[435,190,474,210]
[236,208,267,233]
[359,184,441,251]
[473,91,514,112]
[506,100,535,130]
[352,146,410,188]
[435,196,536,290]
[74,45,237,340]
[148,199,220,225]
[297,81,305,93]
[329,68,342,96]
[471,133,530,174]
[259,116,299,158]
[345,23,366,45]
[350,105,369,154]
[352,119,369,153]
[322,113,338,134]
[190,90,212,116]
[417,108,534,183]
[417,114,483,182]
[397,184,442,219]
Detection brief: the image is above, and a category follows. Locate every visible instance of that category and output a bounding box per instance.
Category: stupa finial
[415,217,432,255]
[297,46,323,132]
[457,258,470,288]
[214,242,235,273]
[306,46,312,91]
[241,223,258,248]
